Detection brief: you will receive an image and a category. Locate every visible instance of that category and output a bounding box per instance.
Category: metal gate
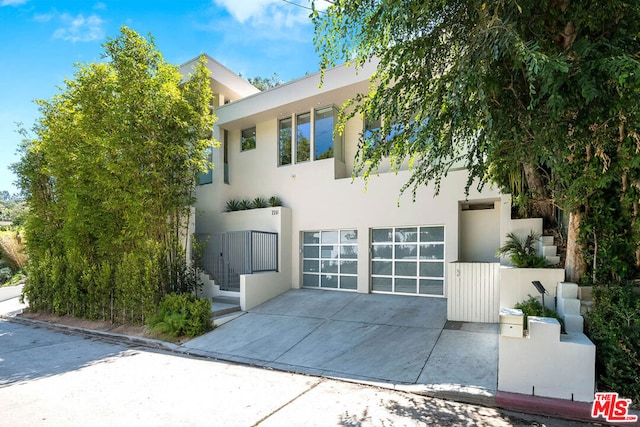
[197,231,278,292]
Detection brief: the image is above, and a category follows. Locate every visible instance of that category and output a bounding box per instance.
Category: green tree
[312,0,640,284]
[313,0,640,402]
[13,27,215,322]
[246,73,283,91]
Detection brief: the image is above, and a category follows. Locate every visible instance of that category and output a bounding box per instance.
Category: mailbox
[500,307,524,338]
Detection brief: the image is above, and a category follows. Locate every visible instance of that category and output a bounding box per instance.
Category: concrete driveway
[185,289,498,397]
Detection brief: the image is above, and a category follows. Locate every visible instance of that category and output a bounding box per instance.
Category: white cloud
[0,0,28,6]
[53,13,105,42]
[33,13,53,23]
[213,0,326,27]
[214,0,280,24]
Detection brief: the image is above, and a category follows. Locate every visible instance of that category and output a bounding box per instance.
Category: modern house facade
[181,55,511,308]
[180,54,597,404]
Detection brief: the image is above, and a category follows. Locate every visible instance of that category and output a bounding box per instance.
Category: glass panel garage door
[302,230,358,290]
[371,226,444,296]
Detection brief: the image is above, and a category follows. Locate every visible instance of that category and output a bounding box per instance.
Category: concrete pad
[333,293,447,329]
[0,284,23,302]
[419,327,498,392]
[274,320,441,383]
[250,288,358,318]
[0,297,26,317]
[184,312,325,362]
[179,289,498,395]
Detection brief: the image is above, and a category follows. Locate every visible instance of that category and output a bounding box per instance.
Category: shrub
[239,199,253,210]
[252,197,268,208]
[147,293,212,338]
[268,196,282,207]
[0,267,12,284]
[226,195,283,211]
[585,283,640,407]
[225,199,242,212]
[496,231,547,268]
[514,295,564,331]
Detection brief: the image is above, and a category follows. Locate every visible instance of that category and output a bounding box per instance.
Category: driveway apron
[184,289,497,392]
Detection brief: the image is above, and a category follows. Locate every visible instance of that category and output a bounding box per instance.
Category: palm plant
[497,231,547,268]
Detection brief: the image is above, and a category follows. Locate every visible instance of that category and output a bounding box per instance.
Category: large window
[371,226,444,296]
[279,117,292,166]
[278,106,341,167]
[363,116,398,158]
[296,112,311,163]
[302,229,358,290]
[241,127,256,151]
[315,106,339,160]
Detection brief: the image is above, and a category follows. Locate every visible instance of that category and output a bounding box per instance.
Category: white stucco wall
[459,200,501,262]
[499,317,596,402]
[500,267,565,310]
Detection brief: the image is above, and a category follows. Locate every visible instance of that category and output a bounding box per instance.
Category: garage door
[371,226,444,296]
[302,229,358,290]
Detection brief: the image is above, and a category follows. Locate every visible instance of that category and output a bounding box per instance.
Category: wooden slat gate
[447,262,500,323]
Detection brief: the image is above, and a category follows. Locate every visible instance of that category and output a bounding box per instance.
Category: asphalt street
[0,318,592,426]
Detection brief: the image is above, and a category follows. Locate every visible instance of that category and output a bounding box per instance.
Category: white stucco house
[181,54,557,317]
[180,54,597,404]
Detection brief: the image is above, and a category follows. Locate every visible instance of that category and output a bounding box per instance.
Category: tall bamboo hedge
[14,27,215,324]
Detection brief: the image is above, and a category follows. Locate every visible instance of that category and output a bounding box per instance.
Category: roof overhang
[215,59,379,131]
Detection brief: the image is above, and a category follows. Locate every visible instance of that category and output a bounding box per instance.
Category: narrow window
[296,112,311,163]
[278,117,292,166]
[315,106,336,160]
[197,147,213,185]
[223,129,229,184]
[241,127,256,151]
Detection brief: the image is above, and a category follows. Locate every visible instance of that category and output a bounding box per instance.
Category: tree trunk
[565,210,586,283]
[522,162,554,223]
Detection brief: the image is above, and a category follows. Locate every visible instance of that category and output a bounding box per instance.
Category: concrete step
[558,282,579,299]
[211,297,241,317]
[545,255,561,266]
[541,245,557,257]
[563,314,584,334]
[213,311,245,327]
[578,286,593,301]
[580,300,594,316]
[558,298,581,317]
[540,235,554,246]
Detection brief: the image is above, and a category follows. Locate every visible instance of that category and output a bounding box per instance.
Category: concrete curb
[496,391,640,426]
[3,314,181,353]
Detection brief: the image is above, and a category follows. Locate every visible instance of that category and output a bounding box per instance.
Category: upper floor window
[241,127,256,151]
[197,147,213,185]
[364,116,382,145]
[223,130,229,184]
[296,112,311,163]
[315,106,337,160]
[279,117,292,166]
[278,106,342,167]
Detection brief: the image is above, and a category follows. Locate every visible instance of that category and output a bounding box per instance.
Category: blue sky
[0,0,329,194]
